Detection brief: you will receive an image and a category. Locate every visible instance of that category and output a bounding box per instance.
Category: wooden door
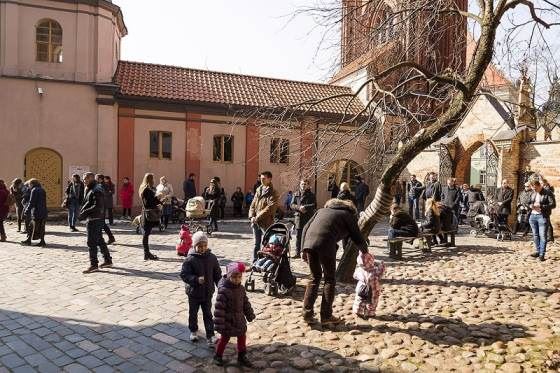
[24,148,62,207]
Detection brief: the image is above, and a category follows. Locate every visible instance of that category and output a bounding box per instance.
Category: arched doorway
[327,159,364,192]
[24,148,62,207]
[469,141,499,197]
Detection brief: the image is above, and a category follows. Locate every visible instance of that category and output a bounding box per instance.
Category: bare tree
[235,0,560,281]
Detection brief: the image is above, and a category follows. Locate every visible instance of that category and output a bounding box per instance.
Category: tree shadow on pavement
[0,308,372,373]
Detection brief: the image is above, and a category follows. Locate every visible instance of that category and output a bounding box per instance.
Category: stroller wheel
[206,225,213,235]
[159,224,165,232]
[244,279,252,291]
[470,229,477,237]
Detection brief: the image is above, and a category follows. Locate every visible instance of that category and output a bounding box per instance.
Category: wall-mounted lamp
[37,87,44,95]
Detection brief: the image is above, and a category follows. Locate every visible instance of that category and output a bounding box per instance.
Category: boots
[213,354,225,366]
[237,352,253,368]
[144,252,158,261]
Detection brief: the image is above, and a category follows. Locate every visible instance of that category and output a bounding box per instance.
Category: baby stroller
[170,197,187,224]
[245,222,296,296]
[185,197,214,235]
[468,201,512,241]
[132,211,165,234]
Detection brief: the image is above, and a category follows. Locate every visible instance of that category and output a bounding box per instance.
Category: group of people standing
[0,178,47,246]
[389,171,556,261]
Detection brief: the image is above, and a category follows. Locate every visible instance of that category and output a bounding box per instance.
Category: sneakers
[20,240,31,246]
[539,256,545,261]
[303,312,315,324]
[530,252,539,258]
[107,237,116,245]
[70,227,79,232]
[82,266,99,274]
[99,261,113,268]
[34,241,46,247]
[207,335,218,347]
[189,333,199,342]
[213,354,225,366]
[321,316,342,325]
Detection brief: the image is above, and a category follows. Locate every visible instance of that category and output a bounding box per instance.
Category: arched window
[36,19,63,63]
[367,3,395,48]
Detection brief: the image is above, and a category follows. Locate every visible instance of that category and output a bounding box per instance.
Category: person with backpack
[0,180,10,242]
[21,179,48,247]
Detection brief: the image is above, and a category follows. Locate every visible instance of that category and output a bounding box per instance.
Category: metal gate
[484,142,499,198]
[438,144,453,184]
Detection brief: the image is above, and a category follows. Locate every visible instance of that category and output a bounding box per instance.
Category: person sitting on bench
[421,198,441,245]
[388,203,418,248]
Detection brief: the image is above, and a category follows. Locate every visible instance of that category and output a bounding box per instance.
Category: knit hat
[226,262,246,277]
[191,231,208,248]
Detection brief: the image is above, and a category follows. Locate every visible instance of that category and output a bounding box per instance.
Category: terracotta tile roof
[114,61,364,116]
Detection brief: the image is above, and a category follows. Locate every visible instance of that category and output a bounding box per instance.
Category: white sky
[113,0,335,83]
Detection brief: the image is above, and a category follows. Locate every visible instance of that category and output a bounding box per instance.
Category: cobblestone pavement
[0,219,559,373]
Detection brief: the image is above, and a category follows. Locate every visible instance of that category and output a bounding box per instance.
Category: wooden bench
[383,230,457,259]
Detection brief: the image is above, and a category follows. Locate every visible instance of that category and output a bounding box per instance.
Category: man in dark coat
[180,232,221,345]
[301,198,368,325]
[422,172,442,202]
[496,179,514,226]
[290,180,317,259]
[21,179,48,247]
[441,178,461,217]
[406,175,423,220]
[183,173,197,201]
[354,176,370,212]
[96,174,115,244]
[80,173,113,273]
[65,174,85,232]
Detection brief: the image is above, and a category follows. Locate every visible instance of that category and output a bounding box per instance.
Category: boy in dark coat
[180,232,221,346]
[213,262,255,367]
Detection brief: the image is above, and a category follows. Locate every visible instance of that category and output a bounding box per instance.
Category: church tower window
[36,20,63,63]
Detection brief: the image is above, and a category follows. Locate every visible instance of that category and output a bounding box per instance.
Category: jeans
[408,197,420,220]
[103,222,114,241]
[188,298,214,338]
[216,335,246,356]
[303,250,336,319]
[529,213,548,257]
[388,228,416,239]
[15,202,23,231]
[106,208,114,225]
[295,228,303,256]
[27,219,46,242]
[143,224,153,254]
[87,219,112,266]
[67,200,80,228]
[252,224,264,262]
[356,199,365,213]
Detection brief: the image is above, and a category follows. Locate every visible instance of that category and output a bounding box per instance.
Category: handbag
[143,208,161,223]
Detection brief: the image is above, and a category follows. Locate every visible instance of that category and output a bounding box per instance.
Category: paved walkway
[0,219,559,372]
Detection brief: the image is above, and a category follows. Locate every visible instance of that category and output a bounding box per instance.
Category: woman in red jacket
[119,177,134,219]
[0,180,10,242]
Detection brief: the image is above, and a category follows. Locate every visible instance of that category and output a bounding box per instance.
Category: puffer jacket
[213,276,255,337]
[180,249,221,301]
[389,210,418,236]
[302,198,368,258]
[337,190,357,207]
[248,184,279,230]
[79,182,106,221]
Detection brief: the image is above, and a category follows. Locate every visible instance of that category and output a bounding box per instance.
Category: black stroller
[245,222,296,296]
[170,197,187,224]
[468,200,512,241]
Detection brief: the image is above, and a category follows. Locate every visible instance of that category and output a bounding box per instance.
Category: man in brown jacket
[249,171,279,262]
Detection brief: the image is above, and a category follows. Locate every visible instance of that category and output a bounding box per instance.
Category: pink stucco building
[0,0,368,209]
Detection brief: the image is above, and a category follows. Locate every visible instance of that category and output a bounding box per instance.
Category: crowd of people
[387,172,556,261]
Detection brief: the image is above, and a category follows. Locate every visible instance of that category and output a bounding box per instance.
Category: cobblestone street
[0,219,559,372]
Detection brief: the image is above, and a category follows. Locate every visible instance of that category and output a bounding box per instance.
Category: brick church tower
[333,0,467,104]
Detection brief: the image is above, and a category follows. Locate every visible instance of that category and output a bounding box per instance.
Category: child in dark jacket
[213,262,255,367]
[180,232,222,347]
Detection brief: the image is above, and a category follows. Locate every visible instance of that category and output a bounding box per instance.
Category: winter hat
[191,231,208,248]
[226,262,246,277]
